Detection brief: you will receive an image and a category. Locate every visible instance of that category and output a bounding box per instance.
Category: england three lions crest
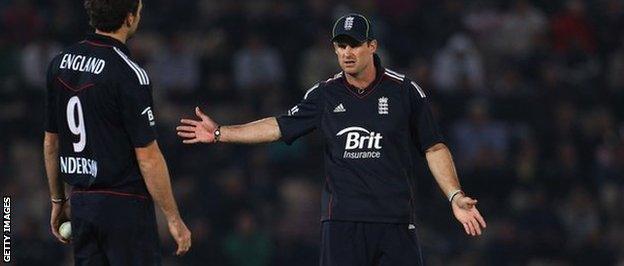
[378,97,388,115]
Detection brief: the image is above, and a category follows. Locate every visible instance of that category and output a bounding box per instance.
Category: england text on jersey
[59,53,106,74]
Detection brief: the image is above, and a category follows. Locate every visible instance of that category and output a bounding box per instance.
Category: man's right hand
[167,217,191,256]
[177,107,218,144]
[50,201,70,244]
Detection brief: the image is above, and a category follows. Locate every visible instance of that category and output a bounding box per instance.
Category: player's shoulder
[107,47,151,86]
[302,81,323,100]
[303,72,343,99]
[78,39,150,86]
[49,40,84,65]
[323,72,344,85]
[47,50,65,71]
[46,42,84,74]
[382,67,407,84]
[382,67,428,99]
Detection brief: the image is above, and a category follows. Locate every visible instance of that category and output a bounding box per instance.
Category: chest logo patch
[336,126,383,159]
[333,103,346,113]
[378,97,389,115]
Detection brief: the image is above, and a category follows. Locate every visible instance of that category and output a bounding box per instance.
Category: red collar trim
[341,67,385,99]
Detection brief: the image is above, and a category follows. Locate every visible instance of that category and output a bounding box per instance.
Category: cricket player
[44,0,191,264]
[177,13,485,266]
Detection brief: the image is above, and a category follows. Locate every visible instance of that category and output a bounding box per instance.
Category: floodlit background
[1,0,623,265]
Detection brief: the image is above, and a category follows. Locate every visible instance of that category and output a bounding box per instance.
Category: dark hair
[84,0,139,32]
[332,35,374,48]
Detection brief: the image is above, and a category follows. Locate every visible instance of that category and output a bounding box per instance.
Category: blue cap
[331,14,374,43]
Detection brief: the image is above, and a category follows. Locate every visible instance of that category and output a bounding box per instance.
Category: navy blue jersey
[277,54,444,223]
[45,34,156,194]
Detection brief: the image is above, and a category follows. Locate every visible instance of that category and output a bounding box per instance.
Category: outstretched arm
[177,107,281,144]
[425,143,487,236]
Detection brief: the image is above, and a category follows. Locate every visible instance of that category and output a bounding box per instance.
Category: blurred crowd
[1,0,624,265]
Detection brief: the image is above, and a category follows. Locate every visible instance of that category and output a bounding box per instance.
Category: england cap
[331,13,374,43]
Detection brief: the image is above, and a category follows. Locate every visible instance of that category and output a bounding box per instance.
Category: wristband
[51,197,67,204]
[448,189,464,203]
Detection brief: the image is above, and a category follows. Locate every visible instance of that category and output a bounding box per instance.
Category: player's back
[45,34,156,195]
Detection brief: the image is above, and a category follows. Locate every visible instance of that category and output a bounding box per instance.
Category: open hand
[452,195,486,236]
[177,107,218,144]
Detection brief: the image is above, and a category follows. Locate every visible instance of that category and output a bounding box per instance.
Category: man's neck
[95,29,128,44]
[345,61,376,89]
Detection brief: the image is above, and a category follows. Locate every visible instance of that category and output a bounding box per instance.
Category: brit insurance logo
[141,106,155,126]
[336,126,383,159]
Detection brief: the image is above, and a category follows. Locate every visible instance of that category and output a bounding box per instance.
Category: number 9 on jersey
[66,96,86,153]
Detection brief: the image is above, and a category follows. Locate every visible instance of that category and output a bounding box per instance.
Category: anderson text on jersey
[60,156,98,178]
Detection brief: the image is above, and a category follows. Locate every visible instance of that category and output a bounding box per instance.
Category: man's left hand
[452,195,486,236]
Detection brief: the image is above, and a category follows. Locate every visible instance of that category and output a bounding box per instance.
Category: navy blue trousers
[70,193,161,266]
[320,221,424,266]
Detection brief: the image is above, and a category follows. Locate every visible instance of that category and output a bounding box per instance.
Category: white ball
[59,221,72,240]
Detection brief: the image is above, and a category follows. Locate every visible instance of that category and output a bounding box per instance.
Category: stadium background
[1,0,623,265]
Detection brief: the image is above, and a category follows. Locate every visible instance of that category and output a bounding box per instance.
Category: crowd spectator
[432,33,486,93]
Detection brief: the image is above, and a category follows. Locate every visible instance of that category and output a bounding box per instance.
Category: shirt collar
[84,33,131,55]
[341,53,385,94]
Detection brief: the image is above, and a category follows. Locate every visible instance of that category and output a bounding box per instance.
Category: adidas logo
[333,103,346,113]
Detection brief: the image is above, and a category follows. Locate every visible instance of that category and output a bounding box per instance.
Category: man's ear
[368,40,378,53]
[125,13,134,28]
